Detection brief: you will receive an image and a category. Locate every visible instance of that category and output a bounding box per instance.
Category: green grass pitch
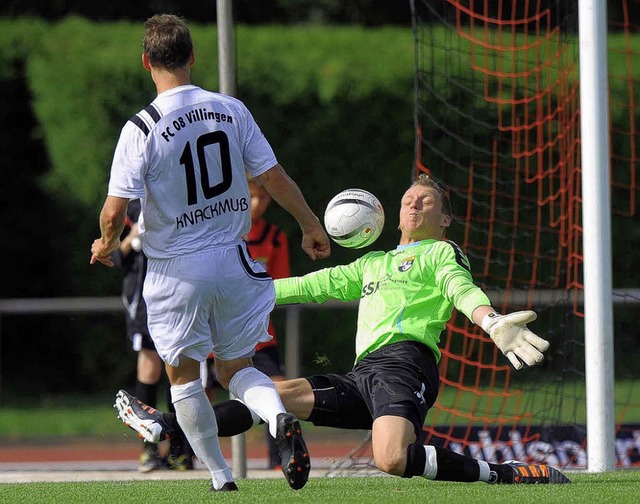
[1,472,639,504]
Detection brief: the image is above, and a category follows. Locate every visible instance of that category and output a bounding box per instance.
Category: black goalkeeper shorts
[305,340,440,436]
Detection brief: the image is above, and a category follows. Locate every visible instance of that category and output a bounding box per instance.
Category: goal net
[413,0,640,470]
[327,0,640,476]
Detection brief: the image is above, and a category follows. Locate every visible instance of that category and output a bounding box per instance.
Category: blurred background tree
[0,8,416,397]
[2,1,636,400]
[0,0,411,25]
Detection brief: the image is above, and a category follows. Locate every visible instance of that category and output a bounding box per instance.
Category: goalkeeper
[116,174,569,484]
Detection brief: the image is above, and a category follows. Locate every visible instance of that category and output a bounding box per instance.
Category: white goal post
[578,0,616,473]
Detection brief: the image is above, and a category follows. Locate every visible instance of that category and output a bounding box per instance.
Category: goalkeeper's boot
[114,389,175,444]
[275,413,311,490]
[504,462,571,484]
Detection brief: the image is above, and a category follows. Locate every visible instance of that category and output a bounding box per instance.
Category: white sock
[171,379,233,490]
[422,445,438,479]
[228,367,285,438]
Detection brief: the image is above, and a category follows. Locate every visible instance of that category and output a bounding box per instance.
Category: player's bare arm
[256,164,331,260]
[91,195,130,267]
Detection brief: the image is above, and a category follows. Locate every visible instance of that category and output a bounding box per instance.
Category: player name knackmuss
[176,197,249,230]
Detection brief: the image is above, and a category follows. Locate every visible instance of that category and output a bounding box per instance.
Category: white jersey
[107,85,278,259]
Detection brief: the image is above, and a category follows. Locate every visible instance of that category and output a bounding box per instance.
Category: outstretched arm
[435,242,550,371]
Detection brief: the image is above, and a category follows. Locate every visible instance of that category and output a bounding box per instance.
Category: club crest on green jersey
[398,257,415,272]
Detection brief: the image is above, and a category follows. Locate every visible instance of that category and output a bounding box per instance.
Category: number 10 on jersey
[179,131,232,205]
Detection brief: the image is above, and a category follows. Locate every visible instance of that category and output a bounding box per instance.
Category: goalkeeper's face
[398,186,451,243]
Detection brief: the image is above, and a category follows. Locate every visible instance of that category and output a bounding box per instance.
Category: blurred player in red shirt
[247,177,290,357]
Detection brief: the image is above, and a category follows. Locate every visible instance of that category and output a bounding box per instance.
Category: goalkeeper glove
[481,310,550,370]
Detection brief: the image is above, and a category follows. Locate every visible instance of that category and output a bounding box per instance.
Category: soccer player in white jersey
[91,14,330,492]
[116,174,571,485]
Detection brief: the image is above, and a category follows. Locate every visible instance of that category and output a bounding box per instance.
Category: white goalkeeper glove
[481,310,550,370]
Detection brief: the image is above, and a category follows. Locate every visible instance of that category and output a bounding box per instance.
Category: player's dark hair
[143,14,193,70]
[412,173,453,216]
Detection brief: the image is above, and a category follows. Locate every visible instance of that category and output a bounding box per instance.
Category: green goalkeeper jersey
[275,239,491,363]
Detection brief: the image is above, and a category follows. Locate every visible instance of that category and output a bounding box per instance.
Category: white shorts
[143,241,275,367]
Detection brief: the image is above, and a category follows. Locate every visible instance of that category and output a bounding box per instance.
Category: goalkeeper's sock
[135,380,159,449]
[433,446,480,481]
[135,380,158,408]
[158,398,258,438]
[213,399,260,437]
[405,445,499,482]
[403,443,430,478]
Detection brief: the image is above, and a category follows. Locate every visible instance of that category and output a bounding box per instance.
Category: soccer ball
[324,189,385,249]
